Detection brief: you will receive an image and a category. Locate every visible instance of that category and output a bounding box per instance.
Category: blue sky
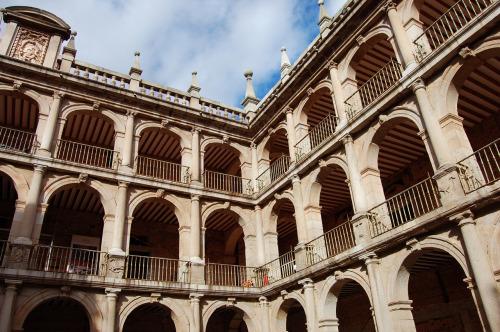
[1,0,345,107]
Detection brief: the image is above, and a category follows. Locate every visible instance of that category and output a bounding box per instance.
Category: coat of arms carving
[9,27,50,65]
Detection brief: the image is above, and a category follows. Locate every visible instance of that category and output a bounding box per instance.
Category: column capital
[189,293,203,302]
[410,77,426,92]
[254,204,262,211]
[283,106,293,115]
[250,141,257,149]
[33,164,47,174]
[126,110,137,117]
[118,181,129,188]
[259,296,269,306]
[450,210,475,227]
[190,194,200,201]
[360,252,379,265]
[291,174,301,184]
[326,60,338,71]
[382,0,396,12]
[52,91,65,100]
[4,279,22,290]
[342,134,353,145]
[191,127,201,134]
[105,288,121,297]
[298,278,314,289]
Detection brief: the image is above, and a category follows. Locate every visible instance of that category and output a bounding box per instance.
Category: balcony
[295,114,338,161]
[0,240,8,268]
[344,59,402,121]
[28,244,107,276]
[0,126,37,155]
[205,263,257,287]
[203,170,253,196]
[413,0,494,61]
[134,156,190,184]
[367,177,441,237]
[55,139,119,170]
[458,138,500,193]
[256,155,292,192]
[256,250,296,286]
[305,222,356,267]
[125,255,190,283]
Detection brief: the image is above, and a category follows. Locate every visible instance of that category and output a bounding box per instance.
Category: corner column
[120,111,137,170]
[342,135,367,212]
[291,175,308,243]
[284,107,297,162]
[0,280,22,332]
[362,253,394,332]
[251,142,259,191]
[452,211,500,331]
[105,288,121,332]
[39,92,64,156]
[190,195,204,283]
[299,278,317,332]
[259,296,271,332]
[110,181,129,255]
[191,128,201,184]
[190,293,203,332]
[254,205,266,265]
[327,61,347,124]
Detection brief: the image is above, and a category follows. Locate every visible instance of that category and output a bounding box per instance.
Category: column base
[294,243,308,271]
[433,163,466,205]
[403,61,419,76]
[189,261,205,284]
[350,213,371,244]
[7,243,32,269]
[36,148,52,157]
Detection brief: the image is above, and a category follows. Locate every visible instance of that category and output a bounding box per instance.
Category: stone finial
[281,47,291,78]
[318,0,332,32]
[188,70,201,97]
[241,69,261,111]
[129,51,143,76]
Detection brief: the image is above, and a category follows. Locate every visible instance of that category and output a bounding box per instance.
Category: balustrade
[305,222,356,267]
[205,263,256,287]
[255,251,296,286]
[29,244,107,276]
[203,170,253,195]
[125,255,190,283]
[0,126,37,154]
[294,114,338,161]
[413,0,494,61]
[368,177,441,237]
[55,139,119,170]
[458,138,500,193]
[344,60,402,121]
[0,240,8,268]
[256,155,292,191]
[134,156,190,184]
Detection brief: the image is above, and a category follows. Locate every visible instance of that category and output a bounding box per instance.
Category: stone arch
[302,155,350,208]
[202,300,259,332]
[0,84,51,116]
[259,123,289,161]
[12,288,103,332]
[118,296,190,332]
[488,214,500,273]
[60,103,125,133]
[200,138,250,164]
[360,107,424,172]
[40,175,115,216]
[401,0,422,25]
[317,269,373,322]
[128,191,190,228]
[387,235,469,302]
[294,81,334,126]
[136,121,191,149]
[266,191,296,234]
[272,291,308,332]
[201,202,254,235]
[0,163,30,203]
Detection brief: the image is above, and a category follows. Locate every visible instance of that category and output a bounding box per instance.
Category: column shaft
[292,176,309,243]
[191,128,200,182]
[285,108,297,162]
[121,111,136,168]
[385,2,417,69]
[190,294,202,332]
[327,62,347,123]
[190,195,202,261]
[255,206,266,265]
[110,182,128,254]
[259,296,271,332]
[40,92,63,154]
[251,143,259,191]
[0,280,22,332]
[342,135,367,212]
[105,288,120,332]
[299,279,317,332]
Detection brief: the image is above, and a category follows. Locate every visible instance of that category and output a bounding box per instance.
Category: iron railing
[368,177,441,237]
[295,114,338,161]
[125,255,190,283]
[305,222,356,267]
[413,0,494,61]
[255,250,296,286]
[458,138,500,193]
[203,170,253,195]
[344,59,402,121]
[0,126,37,154]
[134,156,190,184]
[0,240,8,267]
[205,263,257,287]
[256,155,292,191]
[55,139,119,170]
[29,244,107,276]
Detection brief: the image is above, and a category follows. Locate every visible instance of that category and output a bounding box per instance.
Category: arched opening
[336,280,375,331]
[127,198,182,281]
[406,250,482,330]
[34,185,105,275]
[0,172,17,241]
[23,297,90,332]
[136,128,184,182]
[258,128,291,189]
[267,128,289,165]
[206,307,248,332]
[304,88,336,129]
[0,93,39,154]
[277,299,307,332]
[273,198,298,256]
[205,210,245,265]
[123,303,176,332]
[57,112,117,169]
[203,144,248,194]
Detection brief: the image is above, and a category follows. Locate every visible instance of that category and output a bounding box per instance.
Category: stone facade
[0,1,499,331]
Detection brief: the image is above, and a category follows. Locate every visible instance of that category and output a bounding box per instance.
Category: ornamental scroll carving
[9,27,50,65]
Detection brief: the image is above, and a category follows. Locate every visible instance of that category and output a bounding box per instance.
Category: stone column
[251,142,259,191]
[14,165,46,245]
[120,111,136,169]
[342,135,367,212]
[109,181,128,255]
[254,205,266,265]
[39,92,64,156]
[452,211,500,331]
[190,293,203,332]
[318,319,339,332]
[299,278,317,332]
[0,280,22,332]
[327,62,347,124]
[291,176,308,243]
[190,195,202,262]
[384,1,418,71]
[362,253,394,332]
[411,78,452,169]
[259,296,271,332]
[191,128,201,184]
[105,288,120,332]
[284,107,297,162]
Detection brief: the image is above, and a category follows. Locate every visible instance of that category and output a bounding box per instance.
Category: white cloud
[1,0,345,107]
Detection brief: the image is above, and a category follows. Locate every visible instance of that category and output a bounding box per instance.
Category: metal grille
[134,156,190,183]
[125,255,190,283]
[203,170,253,195]
[256,155,292,192]
[295,114,338,160]
[305,222,356,267]
[205,263,256,287]
[55,139,119,170]
[256,250,296,286]
[0,126,37,154]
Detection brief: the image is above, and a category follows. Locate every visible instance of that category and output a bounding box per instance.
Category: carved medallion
[9,27,50,65]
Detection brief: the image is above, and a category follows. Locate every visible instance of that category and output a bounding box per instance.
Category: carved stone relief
[9,27,50,65]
